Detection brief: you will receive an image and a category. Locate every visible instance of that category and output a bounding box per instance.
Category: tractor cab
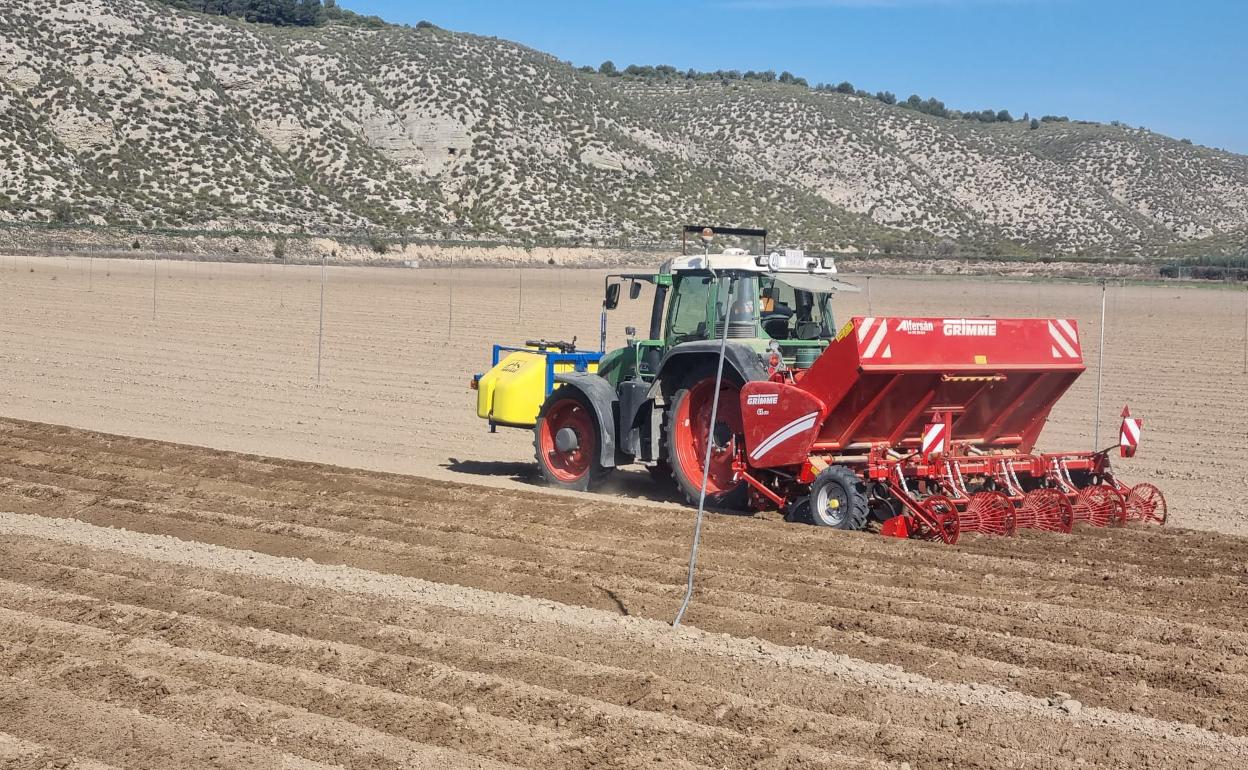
[597,227,858,387]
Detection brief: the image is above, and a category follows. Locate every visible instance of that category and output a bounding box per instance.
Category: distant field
[3,254,1248,769]
[0,254,1244,534]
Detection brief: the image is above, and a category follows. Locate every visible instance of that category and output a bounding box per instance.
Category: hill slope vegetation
[1,0,1246,255]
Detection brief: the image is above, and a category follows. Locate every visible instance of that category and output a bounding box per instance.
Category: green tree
[598,60,617,76]
[154,0,382,27]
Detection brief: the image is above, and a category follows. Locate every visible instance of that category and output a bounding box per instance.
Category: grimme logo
[942,318,998,337]
[746,393,779,406]
[896,319,934,334]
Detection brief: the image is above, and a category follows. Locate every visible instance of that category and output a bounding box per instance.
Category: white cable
[1093,282,1106,450]
[673,268,732,629]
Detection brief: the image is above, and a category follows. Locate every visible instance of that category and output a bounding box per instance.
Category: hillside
[1,0,1246,256]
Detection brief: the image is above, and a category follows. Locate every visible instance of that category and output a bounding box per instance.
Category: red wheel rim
[538,397,596,483]
[1078,485,1126,528]
[1127,483,1167,525]
[963,490,1016,536]
[917,494,960,544]
[1019,488,1073,534]
[672,378,743,495]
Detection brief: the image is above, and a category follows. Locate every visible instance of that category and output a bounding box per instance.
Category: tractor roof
[666,248,835,274]
[662,249,859,292]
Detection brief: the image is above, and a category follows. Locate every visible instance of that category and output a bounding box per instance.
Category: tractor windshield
[665,271,837,343]
[760,275,836,341]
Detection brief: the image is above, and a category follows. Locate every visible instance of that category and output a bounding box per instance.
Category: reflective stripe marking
[1056,318,1079,344]
[750,412,820,461]
[863,321,888,358]
[921,422,946,456]
[1048,320,1079,358]
[1121,417,1141,446]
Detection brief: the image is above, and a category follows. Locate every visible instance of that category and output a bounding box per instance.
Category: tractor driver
[761,287,795,339]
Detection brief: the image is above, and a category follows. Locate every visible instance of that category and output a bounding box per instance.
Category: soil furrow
[0,681,348,770]
[12,491,1244,734]
[0,406,1246,769]
[0,575,1127,770]
[2,511,1245,770]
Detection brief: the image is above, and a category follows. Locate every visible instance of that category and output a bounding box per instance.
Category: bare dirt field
[1,255,1248,768]
[1,419,1247,769]
[0,256,1245,533]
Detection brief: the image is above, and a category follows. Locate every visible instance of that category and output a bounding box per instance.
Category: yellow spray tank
[473,342,601,428]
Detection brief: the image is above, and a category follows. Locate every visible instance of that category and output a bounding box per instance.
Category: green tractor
[472,226,858,509]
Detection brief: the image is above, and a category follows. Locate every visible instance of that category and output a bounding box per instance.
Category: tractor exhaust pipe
[599,303,607,353]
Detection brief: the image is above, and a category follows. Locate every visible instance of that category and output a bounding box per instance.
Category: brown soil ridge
[1,419,1247,768]
[3,511,1247,769]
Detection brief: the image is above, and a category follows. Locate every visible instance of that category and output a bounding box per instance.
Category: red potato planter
[478,230,1164,545]
[724,316,1164,543]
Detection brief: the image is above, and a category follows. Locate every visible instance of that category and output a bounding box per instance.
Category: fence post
[1093,281,1107,450]
[317,254,326,383]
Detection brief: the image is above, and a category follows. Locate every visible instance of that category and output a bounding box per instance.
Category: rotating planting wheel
[1075,485,1127,528]
[1017,488,1074,534]
[961,490,1017,536]
[914,495,960,545]
[1125,483,1167,524]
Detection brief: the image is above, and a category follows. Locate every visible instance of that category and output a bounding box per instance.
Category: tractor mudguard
[552,372,619,467]
[650,341,768,398]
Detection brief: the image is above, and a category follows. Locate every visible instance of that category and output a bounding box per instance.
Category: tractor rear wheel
[806,466,869,530]
[534,386,612,491]
[666,373,749,510]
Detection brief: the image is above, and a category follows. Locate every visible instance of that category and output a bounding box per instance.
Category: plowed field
[1,257,1247,767]
[2,419,1248,769]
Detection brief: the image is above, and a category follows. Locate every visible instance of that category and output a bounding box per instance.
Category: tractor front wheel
[534,386,612,491]
[667,375,749,510]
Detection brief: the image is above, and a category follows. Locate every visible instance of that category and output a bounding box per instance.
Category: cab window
[667,274,713,343]
[760,276,835,340]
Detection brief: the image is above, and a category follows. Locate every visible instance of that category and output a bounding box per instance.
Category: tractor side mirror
[629,282,642,300]
[604,283,620,310]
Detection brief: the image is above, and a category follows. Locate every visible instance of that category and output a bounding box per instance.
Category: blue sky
[340,0,1247,154]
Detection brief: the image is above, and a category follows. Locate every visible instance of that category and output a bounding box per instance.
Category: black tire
[665,373,750,511]
[806,466,869,530]
[785,497,811,524]
[645,460,673,484]
[533,386,613,492]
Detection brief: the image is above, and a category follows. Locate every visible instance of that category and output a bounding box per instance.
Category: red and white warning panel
[920,414,949,460]
[847,317,1086,369]
[1047,319,1081,360]
[1120,406,1142,458]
